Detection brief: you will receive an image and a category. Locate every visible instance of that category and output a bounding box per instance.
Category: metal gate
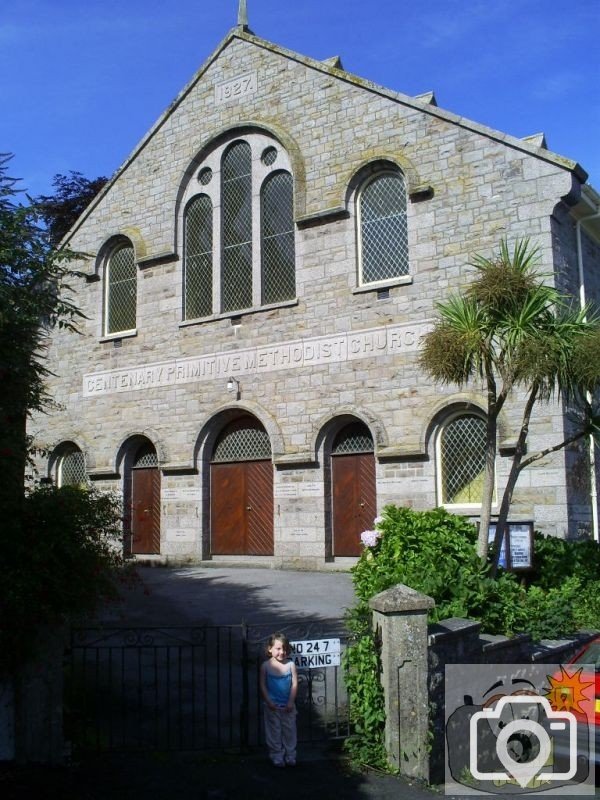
[65,621,350,753]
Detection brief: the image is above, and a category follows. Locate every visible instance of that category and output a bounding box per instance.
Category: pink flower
[360,529,381,548]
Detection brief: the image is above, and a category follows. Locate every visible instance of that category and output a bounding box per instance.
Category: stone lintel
[274,452,317,467]
[296,206,349,228]
[369,583,435,614]
[137,251,179,269]
[409,185,434,203]
[88,468,120,480]
[160,463,197,475]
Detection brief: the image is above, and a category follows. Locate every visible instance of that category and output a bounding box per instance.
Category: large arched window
[438,413,490,506]
[182,132,296,321]
[358,170,408,286]
[104,242,137,335]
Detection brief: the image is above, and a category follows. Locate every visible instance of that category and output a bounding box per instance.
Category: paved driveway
[101,565,357,628]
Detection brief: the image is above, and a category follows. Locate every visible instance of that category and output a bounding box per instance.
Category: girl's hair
[266,632,291,656]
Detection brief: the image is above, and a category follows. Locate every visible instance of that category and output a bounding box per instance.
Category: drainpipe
[575,191,600,542]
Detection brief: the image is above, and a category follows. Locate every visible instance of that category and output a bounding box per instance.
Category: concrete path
[101,564,357,628]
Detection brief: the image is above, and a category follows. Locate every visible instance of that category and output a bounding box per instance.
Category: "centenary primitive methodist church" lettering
[83,321,432,397]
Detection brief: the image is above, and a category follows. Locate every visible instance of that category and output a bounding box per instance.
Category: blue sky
[2,0,599,198]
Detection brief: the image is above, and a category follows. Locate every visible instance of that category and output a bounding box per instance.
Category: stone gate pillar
[369,584,434,781]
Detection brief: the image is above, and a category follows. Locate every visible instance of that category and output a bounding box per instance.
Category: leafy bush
[352,506,527,635]
[529,531,600,590]
[0,484,134,673]
[344,505,600,769]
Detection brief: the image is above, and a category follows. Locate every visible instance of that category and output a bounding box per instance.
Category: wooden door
[131,467,161,554]
[332,452,376,556]
[211,460,274,555]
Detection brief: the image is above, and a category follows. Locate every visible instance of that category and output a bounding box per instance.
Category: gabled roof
[64,25,588,245]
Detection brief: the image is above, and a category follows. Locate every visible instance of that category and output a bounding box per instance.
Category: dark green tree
[0,154,85,530]
[35,170,108,246]
[0,155,131,676]
[419,238,600,573]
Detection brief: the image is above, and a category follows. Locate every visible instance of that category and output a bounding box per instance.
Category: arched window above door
[332,421,374,455]
[212,416,272,463]
[133,442,158,468]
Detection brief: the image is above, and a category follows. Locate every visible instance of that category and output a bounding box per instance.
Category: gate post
[369,584,434,781]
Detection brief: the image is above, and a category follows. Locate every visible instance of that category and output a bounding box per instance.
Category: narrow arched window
[104,243,136,335]
[56,447,88,487]
[221,141,253,312]
[261,171,295,304]
[358,171,408,285]
[439,414,489,506]
[184,195,213,319]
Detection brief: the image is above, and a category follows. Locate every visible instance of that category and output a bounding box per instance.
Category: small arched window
[438,413,490,506]
[358,170,408,286]
[184,195,213,320]
[56,446,88,487]
[104,242,136,335]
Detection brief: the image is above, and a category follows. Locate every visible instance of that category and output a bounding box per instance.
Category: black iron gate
[65,621,350,753]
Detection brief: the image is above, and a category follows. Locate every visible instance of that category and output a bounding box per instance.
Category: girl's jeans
[263,704,297,765]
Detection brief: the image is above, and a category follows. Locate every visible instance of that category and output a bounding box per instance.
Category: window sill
[99,330,138,343]
[352,276,412,295]
[180,298,299,327]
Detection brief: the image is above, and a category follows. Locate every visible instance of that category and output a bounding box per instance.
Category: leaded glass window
[440,414,489,505]
[212,417,271,463]
[261,171,295,304]
[105,244,136,334]
[134,443,158,468]
[185,195,213,319]
[57,448,88,487]
[181,133,297,321]
[221,142,253,312]
[332,422,374,455]
[359,172,408,285]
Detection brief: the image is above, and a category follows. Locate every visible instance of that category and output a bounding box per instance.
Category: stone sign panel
[83,321,432,397]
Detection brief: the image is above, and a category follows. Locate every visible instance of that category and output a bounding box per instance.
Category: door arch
[210,415,274,556]
[129,440,161,555]
[330,421,376,557]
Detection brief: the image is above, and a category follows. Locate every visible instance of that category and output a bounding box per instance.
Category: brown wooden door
[211,460,274,555]
[131,467,161,554]
[332,452,376,556]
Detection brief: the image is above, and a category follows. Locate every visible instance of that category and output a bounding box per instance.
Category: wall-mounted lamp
[227,376,241,400]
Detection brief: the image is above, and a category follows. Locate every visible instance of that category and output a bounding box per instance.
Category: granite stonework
[29,25,600,567]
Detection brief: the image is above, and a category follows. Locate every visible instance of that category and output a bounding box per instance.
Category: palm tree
[420,238,600,573]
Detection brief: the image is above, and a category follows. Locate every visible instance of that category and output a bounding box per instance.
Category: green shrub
[529,532,600,590]
[352,506,526,635]
[0,484,134,673]
[343,505,600,770]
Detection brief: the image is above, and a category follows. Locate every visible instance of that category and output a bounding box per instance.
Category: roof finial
[237,0,249,30]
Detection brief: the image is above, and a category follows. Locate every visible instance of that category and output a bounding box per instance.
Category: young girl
[259,632,298,767]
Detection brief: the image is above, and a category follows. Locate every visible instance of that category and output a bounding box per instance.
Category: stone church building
[31,9,600,568]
